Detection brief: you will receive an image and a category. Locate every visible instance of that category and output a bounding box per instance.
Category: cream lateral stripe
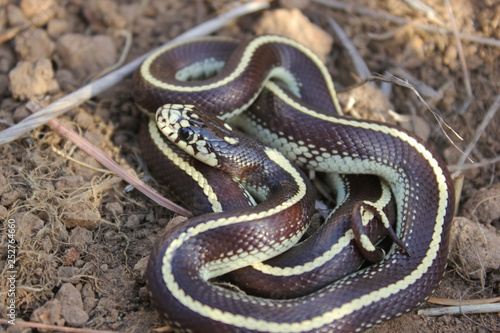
[220,89,263,121]
[251,231,355,276]
[251,178,392,276]
[363,181,393,229]
[175,58,226,82]
[140,35,342,114]
[359,235,376,252]
[148,118,223,213]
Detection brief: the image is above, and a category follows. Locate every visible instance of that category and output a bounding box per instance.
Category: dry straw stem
[27,101,192,217]
[428,296,500,306]
[449,155,500,172]
[444,0,473,100]
[0,318,118,333]
[402,0,440,24]
[0,1,270,146]
[0,25,23,44]
[418,303,500,317]
[313,0,500,48]
[84,29,134,83]
[451,93,500,174]
[326,16,371,83]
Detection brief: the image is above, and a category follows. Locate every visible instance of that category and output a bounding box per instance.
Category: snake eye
[178,127,195,142]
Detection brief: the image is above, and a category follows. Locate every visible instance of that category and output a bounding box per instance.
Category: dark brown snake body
[134,35,455,332]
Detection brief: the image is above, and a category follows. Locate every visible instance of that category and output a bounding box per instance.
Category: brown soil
[0,0,499,332]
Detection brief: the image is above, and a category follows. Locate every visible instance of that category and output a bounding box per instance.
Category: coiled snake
[134,35,455,333]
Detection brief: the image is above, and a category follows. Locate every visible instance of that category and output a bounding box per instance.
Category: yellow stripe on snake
[134,35,455,332]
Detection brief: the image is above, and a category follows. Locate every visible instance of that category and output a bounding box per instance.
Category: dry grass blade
[369,73,464,152]
[38,108,193,217]
[428,296,500,306]
[449,155,500,172]
[454,93,500,172]
[0,1,270,146]
[418,303,500,316]
[444,0,473,100]
[389,67,439,99]
[85,29,134,83]
[326,16,370,82]
[0,318,118,333]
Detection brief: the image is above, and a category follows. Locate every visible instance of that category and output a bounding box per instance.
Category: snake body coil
[135,35,455,332]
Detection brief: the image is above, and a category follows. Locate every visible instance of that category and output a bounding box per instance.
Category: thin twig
[418,303,500,316]
[371,73,464,150]
[326,16,371,82]
[0,318,118,333]
[455,94,500,170]
[428,296,500,306]
[85,29,134,83]
[402,0,441,24]
[445,0,473,99]
[40,109,193,217]
[0,1,270,146]
[312,0,500,48]
[449,155,500,172]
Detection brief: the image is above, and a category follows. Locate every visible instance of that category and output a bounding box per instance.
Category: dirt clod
[69,226,93,246]
[55,283,89,327]
[30,299,65,327]
[254,8,333,62]
[54,175,85,191]
[14,28,55,61]
[13,211,44,240]
[8,58,59,100]
[56,34,118,81]
[20,0,58,26]
[463,185,500,225]
[449,216,500,281]
[0,189,19,206]
[60,201,101,229]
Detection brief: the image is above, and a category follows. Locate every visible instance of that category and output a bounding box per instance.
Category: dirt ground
[0,0,499,332]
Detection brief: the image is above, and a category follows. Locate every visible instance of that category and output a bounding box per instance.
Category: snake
[134,35,455,332]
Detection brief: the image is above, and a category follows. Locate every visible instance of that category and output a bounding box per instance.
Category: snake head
[155,103,239,168]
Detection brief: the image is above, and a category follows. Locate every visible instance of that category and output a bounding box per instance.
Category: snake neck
[207,130,308,202]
